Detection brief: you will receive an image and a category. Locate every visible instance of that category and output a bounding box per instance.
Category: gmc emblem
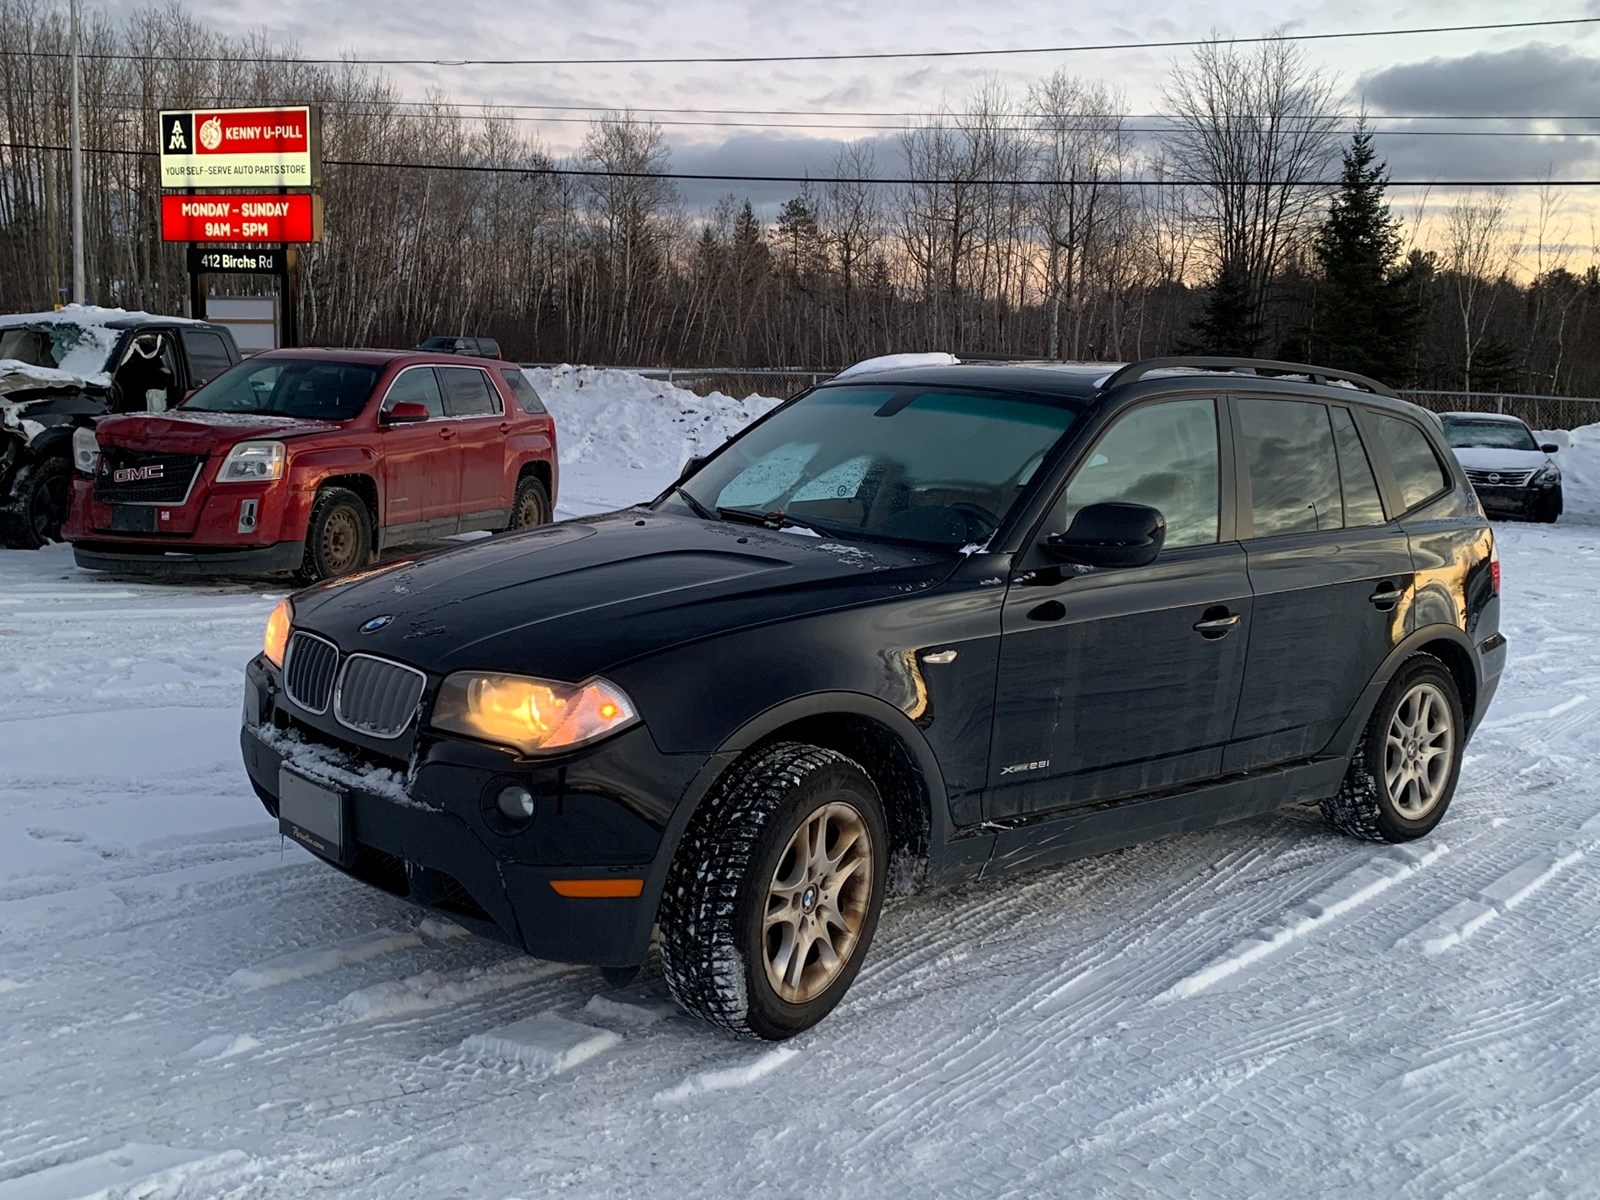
[111,464,165,484]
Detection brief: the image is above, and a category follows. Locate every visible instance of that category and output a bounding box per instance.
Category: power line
[17,92,1600,137]
[6,140,1599,188]
[3,16,1597,67]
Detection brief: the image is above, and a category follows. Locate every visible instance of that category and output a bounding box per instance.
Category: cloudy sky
[107,0,1600,233]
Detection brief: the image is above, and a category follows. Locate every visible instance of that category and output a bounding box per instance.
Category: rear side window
[1059,397,1220,548]
[1373,414,1451,512]
[1236,398,1343,536]
[384,367,446,418]
[438,367,499,417]
[501,370,546,415]
[1330,407,1387,526]
[180,329,235,384]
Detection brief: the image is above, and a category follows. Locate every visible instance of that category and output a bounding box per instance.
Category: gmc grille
[94,450,204,505]
[335,654,426,739]
[283,631,339,714]
[1465,468,1537,488]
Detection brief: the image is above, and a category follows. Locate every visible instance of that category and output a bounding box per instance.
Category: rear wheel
[505,474,552,531]
[295,487,373,584]
[1321,655,1464,842]
[659,742,887,1040]
[0,455,73,549]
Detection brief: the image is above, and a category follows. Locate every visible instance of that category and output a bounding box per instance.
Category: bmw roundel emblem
[359,615,394,634]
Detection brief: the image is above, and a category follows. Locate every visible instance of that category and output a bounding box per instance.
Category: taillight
[1490,537,1500,595]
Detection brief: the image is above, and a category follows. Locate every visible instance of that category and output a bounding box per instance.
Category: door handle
[1369,584,1405,610]
[1193,610,1241,639]
[499,422,512,434]
[1027,600,1067,622]
[438,427,456,440]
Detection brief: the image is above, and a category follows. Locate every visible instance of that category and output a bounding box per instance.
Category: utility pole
[69,0,85,304]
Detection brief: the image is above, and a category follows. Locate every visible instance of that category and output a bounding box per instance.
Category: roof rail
[1097,356,1399,400]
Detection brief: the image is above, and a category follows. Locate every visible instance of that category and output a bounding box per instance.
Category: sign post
[159,105,322,346]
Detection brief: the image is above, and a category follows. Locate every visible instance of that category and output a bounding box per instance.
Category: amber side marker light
[550,879,644,898]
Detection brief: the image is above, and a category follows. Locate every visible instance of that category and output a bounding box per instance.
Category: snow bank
[1540,422,1600,518]
[524,365,783,515]
[525,365,781,476]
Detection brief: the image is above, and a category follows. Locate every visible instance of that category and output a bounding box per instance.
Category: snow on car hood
[1451,447,1553,472]
[291,509,955,680]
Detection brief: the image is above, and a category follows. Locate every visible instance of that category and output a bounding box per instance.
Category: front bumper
[241,655,714,966]
[1471,481,1560,519]
[75,539,305,576]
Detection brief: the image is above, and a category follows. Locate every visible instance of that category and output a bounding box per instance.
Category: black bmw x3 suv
[241,355,1504,1039]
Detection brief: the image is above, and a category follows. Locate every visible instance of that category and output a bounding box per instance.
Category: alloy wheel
[763,801,875,1004]
[1384,681,1455,819]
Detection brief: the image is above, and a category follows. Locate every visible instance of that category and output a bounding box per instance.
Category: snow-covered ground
[3,381,1600,1198]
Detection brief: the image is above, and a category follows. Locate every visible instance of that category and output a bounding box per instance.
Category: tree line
[3,0,1598,397]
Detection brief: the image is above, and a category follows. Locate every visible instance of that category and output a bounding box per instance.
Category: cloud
[1358,43,1600,117]
[668,131,904,210]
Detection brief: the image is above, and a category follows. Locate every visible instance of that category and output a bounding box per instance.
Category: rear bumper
[73,539,305,576]
[240,655,709,966]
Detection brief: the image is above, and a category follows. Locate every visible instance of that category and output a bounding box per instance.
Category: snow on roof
[1440,410,1527,424]
[833,352,961,380]
[0,303,202,330]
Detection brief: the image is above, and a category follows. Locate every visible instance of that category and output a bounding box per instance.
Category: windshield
[182,357,381,421]
[1442,418,1539,452]
[0,323,106,373]
[671,385,1079,547]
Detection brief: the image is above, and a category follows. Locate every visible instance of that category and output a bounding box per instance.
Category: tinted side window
[1058,398,1220,548]
[384,367,446,418]
[501,369,546,415]
[1373,414,1451,511]
[1330,407,1387,526]
[438,367,499,417]
[1237,398,1343,536]
[180,329,235,384]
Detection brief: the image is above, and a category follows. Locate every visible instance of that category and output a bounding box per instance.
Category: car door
[1224,397,1415,772]
[377,366,461,531]
[438,365,509,524]
[988,396,1253,820]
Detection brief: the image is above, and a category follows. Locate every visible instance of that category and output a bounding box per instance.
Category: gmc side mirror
[381,401,431,425]
[1043,502,1167,569]
[1541,443,1560,454]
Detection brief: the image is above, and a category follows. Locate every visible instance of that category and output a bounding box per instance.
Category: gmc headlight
[1534,463,1561,485]
[431,672,639,756]
[219,440,286,482]
[72,426,100,474]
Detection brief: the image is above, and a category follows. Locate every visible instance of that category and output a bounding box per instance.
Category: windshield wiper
[716,506,860,541]
[671,485,717,521]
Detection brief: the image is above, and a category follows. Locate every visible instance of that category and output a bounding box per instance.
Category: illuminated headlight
[431,672,639,756]
[219,440,286,482]
[72,426,100,474]
[264,598,292,668]
[1534,463,1561,485]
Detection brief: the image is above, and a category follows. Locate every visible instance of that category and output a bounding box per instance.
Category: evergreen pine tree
[1310,129,1418,383]
[1180,259,1262,356]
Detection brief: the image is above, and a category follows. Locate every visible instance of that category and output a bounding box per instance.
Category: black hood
[291,510,958,679]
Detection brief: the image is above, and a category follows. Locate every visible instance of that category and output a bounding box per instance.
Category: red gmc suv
[64,349,557,582]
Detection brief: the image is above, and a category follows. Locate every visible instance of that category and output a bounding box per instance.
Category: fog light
[497,785,535,821]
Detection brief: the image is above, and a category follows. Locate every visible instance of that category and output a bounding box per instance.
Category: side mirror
[679,454,708,481]
[381,401,431,425]
[1541,443,1560,454]
[1043,502,1166,569]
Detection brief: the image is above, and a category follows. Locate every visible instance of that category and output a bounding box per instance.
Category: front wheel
[1534,490,1562,524]
[295,487,373,584]
[659,742,887,1040]
[1321,655,1465,842]
[0,455,73,549]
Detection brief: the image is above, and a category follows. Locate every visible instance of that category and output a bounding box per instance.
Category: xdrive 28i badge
[359,615,394,634]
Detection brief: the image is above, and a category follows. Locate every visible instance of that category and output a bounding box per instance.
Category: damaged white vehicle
[0,307,239,547]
